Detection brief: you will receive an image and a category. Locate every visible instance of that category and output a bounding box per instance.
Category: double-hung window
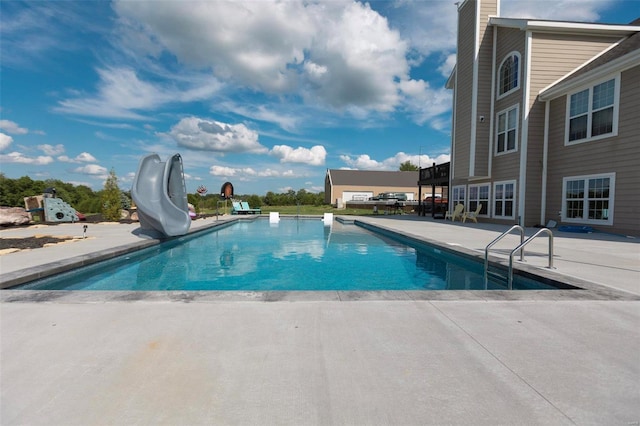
[451,185,466,208]
[493,181,515,219]
[498,52,520,98]
[468,184,489,216]
[496,105,518,154]
[562,173,615,225]
[567,76,619,144]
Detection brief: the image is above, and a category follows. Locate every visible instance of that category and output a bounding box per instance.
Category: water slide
[131,153,191,237]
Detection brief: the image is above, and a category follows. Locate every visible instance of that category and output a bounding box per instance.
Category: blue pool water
[15,218,558,291]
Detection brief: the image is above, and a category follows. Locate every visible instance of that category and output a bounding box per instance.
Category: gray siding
[452,0,476,180]
[545,66,640,235]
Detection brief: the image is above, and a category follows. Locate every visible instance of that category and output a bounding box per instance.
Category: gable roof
[327,169,418,187]
[539,25,640,100]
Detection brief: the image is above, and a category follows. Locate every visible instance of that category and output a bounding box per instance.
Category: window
[452,185,466,208]
[562,173,615,225]
[496,106,518,154]
[468,184,490,216]
[498,52,520,97]
[493,181,515,219]
[567,76,619,144]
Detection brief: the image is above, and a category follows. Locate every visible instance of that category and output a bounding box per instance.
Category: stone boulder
[0,207,31,226]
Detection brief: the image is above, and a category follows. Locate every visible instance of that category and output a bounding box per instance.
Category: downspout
[518,30,532,226]
[541,100,550,226]
[488,22,497,181]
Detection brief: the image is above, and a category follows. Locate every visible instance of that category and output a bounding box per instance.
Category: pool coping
[1,215,638,302]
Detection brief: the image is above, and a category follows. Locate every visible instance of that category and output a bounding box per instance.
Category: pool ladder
[484,226,555,290]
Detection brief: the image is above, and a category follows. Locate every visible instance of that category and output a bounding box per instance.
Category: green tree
[100,168,122,221]
[399,161,419,171]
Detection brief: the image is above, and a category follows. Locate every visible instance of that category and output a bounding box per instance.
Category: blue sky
[1,0,638,196]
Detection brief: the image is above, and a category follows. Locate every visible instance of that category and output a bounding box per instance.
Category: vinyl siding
[473,0,497,177]
[452,1,476,180]
[545,66,640,235]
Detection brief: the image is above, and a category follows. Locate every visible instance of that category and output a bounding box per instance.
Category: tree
[399,161,419,171]
[100,168,122,221]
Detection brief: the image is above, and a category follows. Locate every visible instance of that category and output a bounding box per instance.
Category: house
[447,0,639,235]
[324,169,419,205]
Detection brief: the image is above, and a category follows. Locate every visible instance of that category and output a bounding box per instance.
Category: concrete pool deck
[1,215,639,424]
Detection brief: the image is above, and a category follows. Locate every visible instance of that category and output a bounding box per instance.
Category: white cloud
[168,117,267,154]
[55,67,221,119]
[0,133,13,151]
[73,164,108,176]
[500,0,612,21]
[58,152,98,163]
[113,1,417,116]
[0,120,28,135]
[270,145,326,166]
[0,152,54,165]
[38,144,65,156]
[340,151,450,170]
[209,165,295,178]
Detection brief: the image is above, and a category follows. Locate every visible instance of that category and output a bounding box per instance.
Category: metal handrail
[508,228,554,289]
[484,225,524,287]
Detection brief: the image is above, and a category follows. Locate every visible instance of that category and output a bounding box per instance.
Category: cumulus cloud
[0,133,13,151]
[113,0,424,117]
[270,145,326,166]
[73,164,108,176]
[0,120,28,135]
[168,117,267,154]
[340,151,450,170]
[0,152,54,165]
[58,152,97,163]
[38,144,65,156]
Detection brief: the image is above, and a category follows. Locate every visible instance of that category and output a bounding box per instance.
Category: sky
[1,0,638,196]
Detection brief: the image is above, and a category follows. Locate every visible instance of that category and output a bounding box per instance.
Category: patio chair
[462,204,482,223]
[241,201,261,214]
[445,203,464,221]
[231,201,245,215]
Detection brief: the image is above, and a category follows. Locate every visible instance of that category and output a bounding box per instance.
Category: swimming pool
[14,218,559,291]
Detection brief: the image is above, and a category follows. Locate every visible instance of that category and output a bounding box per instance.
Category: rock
[0,207,31,226]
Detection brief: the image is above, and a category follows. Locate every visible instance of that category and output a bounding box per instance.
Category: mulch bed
[0,236,74,250]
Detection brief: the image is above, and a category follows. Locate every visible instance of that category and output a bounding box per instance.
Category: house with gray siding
[448,0,639,235]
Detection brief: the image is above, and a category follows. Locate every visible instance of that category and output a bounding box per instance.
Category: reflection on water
[18,218,556,291]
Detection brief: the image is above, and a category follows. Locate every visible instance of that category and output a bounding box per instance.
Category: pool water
[15,218,557,291]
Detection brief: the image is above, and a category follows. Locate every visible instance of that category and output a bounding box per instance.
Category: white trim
[541,101,550,226]
[564,74,620,145]
[518,31,532,226]
[468,182,491,216]
[540,48,639,101]
[561,172,616,226]
[496,51,521,100]
[493,180,517,219]
[495,104,519,155]
[489,17,639,35]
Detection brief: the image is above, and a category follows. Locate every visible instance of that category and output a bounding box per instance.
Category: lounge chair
[445,203,464,221]
[231,201,244,215]
[462,204,482,223]
[241,202,261,214]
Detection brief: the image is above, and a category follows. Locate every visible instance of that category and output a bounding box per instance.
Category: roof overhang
[445,64,456,89]
[489,17,639,36]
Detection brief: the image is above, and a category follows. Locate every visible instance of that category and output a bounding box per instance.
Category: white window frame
[495,105,519,155]
[564,74,620,145]
[497,51,521,99]
[561,172,615,226]
[468,183,490,216]
[451,185,466,210]
[493,180,516,219]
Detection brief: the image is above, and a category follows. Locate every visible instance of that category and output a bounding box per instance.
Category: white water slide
[131,153,191,237]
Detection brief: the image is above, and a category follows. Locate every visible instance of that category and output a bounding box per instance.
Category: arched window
[498,52,520,97]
